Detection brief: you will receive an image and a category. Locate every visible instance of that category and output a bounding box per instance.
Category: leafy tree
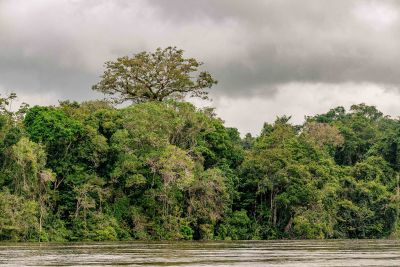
[302,122,344,149]
[0,190,39,241]
[217,210,252,240]
[92,47,217,103]
[239,117,342,239]
[187,168,230,239]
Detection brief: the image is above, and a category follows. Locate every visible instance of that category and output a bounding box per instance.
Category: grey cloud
[146,0,400,98]
[1,0,400,114]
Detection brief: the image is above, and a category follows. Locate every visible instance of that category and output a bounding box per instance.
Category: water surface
[0,240,399,266]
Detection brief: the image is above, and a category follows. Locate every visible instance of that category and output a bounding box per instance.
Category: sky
[1,0,400,135]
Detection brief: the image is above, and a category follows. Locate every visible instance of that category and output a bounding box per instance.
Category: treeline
[0,96,399,241]
[1,47,400,241]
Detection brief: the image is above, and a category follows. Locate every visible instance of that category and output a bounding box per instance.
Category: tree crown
[92,47,217,103]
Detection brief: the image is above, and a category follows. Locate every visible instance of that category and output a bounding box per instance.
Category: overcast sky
[1,0,400,135]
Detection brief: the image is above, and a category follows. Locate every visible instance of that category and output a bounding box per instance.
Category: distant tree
[350,103,383,121]
[242,133,254,150]
[303,122,344,148]
[92,47,217,103]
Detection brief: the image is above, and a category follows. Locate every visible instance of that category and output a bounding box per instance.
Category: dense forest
[0,48,399,241]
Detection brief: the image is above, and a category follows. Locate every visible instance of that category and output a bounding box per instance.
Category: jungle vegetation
[0,47,399,241]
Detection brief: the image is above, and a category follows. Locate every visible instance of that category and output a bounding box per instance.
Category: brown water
[0,240,399,266]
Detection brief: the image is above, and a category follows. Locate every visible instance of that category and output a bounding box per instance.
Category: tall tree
[92,47,217,103]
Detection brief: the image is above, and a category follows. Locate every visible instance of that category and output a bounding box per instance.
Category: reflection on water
[0,240,399,266]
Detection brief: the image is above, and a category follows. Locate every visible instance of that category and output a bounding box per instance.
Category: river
[0,240,399,266]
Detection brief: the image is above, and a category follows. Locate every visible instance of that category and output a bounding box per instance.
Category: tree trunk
[284,216,293,233]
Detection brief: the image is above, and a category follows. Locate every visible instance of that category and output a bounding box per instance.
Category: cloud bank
[1,0,400,134]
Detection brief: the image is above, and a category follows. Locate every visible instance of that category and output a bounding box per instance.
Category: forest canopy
[0,48,399,241]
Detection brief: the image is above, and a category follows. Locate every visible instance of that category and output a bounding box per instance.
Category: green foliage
[217,210,252,240]
[0,190,39,241]
[0,94,399,242]
[92,47,217,103]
